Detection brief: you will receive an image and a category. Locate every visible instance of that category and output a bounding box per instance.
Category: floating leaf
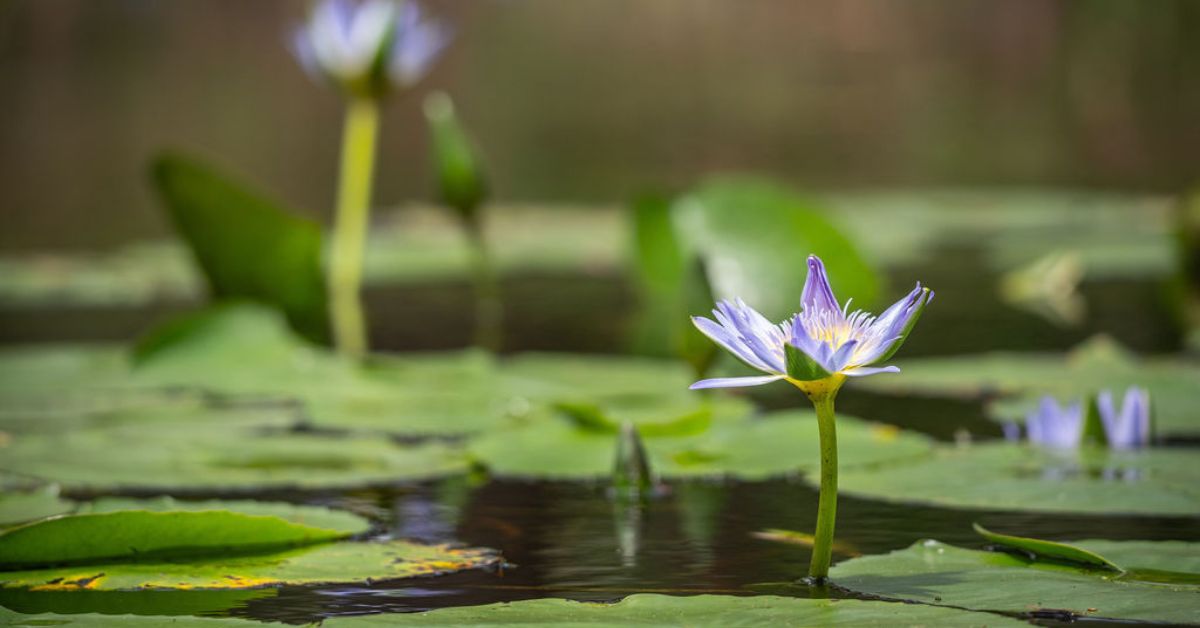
[469,410,931,481]
[0,405,467,492]
[672,176,880,321]
[0,540,497,592]
[0,502,364,569]
[0,606,276,626]
[320,593,1026,627]
[0,487,73,528]
[858,336,1200,437]
[831,539,1200,624]
[971,523,1120,571]
[151,152,327,342]
[837,441,1200,515]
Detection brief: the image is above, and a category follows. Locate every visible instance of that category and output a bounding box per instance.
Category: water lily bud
[293,0,450,100]
[424,92,488,223]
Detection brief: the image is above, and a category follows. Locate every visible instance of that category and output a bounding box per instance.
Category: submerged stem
[329,98,380,359]
[808,392,839,581]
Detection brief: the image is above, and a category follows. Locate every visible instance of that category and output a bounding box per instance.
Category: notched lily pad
[320,592,1026,627]
[837,441,1200,515]
[831,538,1200,624]
[0,540,498,592]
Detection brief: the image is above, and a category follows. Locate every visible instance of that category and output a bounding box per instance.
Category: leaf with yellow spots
[0,540,499,591]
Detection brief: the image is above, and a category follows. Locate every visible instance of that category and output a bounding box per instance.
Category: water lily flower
[690,255,933,392]
[1018,386,1151,450]
[687,254,932,584]
[1024,397,1085,448]
[294,0,451,100]
[1097,387,1151,449]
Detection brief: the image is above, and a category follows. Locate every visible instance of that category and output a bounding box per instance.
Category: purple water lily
[1024,397,1085,449]
[690,255,933,390]
[294,0,451,99]
[1017,387,1151,449]
[1097,386,1151,449]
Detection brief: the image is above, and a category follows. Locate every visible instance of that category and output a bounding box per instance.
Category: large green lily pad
[831,539,1200,624]
[322,593,1025,627]
[0,539,497,592]
[469,410,932,481]
[0,405,467,492]
[0,500,369,569]
[856,336,1200,437]
[837,441,1200,515]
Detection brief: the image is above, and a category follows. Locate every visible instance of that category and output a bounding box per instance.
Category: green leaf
[469,409,932,481]
[424,92,488,220]
[972,523,1121,571]
[784,343,830,381]
[0,404,468,492]
[831,539,1200,624]
[859,335,1200,437]
[0,606,277,626]
[0,503,363,569]
[319,593,1027,627]
[837,441,1200,515]
[0,540,498,591]
[0,486,74,528]
[672,176,880,322]
[150,152,327,342]
[0,498,368,572]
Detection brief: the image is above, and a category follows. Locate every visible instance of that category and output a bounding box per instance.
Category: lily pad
[0,487,74,528]
[857,336,1200,437]
[321,593,1026,627]
[0,606,276,626]
[469,410,932,481]
[837,441,1200,515]
[0,405,467,492]
[0,540,497,592]
[831,538,1200,624]
[0,500,367,569]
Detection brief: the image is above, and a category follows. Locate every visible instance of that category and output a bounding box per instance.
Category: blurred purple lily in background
[1098,387,1151,449]
[1024,397,1085,448]
[291,0,452,359]
[690,255,933,391]
[294,0,451,100]
[1011,386,1152,449]
[687,254,932,583]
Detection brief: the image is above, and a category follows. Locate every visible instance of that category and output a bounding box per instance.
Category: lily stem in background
[808,391,839,582]
[464,217,503,352]
[329,97,380,358]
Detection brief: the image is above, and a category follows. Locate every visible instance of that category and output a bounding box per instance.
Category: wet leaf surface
[837,441,1200,515]
[831,538,1200,624]
[319,593,1026,627]
[0,540,497,593]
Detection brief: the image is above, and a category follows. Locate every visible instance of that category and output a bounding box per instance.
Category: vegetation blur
[0,1,1198,625]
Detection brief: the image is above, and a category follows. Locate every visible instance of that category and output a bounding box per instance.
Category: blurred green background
[2,0,1198,251]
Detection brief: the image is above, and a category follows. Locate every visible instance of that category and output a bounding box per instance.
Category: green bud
[423,92,488,222]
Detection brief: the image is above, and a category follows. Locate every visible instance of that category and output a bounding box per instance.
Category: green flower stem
[464,217,503,352]
[808,392,839,582]
[329,97,380,359]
